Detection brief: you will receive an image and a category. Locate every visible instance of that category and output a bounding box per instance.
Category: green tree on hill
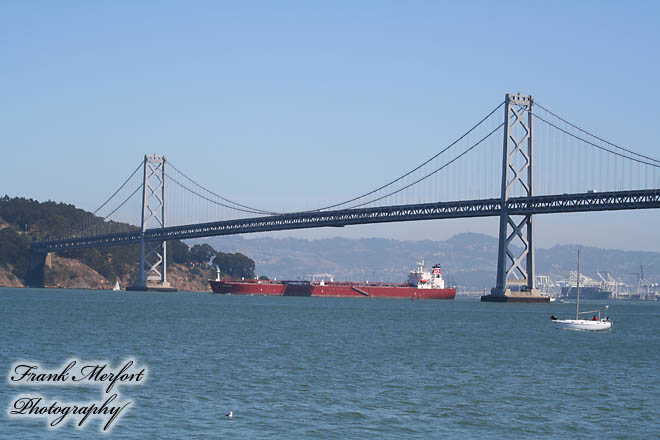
[190,244,216,265]
[213,251,255,279]
[0,228,30,280]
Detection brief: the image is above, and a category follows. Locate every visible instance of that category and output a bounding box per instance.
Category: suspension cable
[536,102,660,164]
[164,101,504,215]
[532,112,660,168]
[167,161,277,214]
[102,184,143,221]
[92,161,143,216]
[311,101,505,212]
[72,183,143,237]
[166,173,272,215]
[346,122,504,209]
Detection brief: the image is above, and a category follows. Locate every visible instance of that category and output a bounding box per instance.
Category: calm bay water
[1,287,659,439]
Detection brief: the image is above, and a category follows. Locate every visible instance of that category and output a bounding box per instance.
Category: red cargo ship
[209,262,455,300]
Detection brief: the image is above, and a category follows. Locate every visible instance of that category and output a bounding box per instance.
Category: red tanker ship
[209,262,455,300]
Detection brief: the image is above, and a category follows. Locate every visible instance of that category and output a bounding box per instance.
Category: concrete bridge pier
[26,250,47,288]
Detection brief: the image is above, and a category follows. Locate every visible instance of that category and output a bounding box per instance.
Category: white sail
[113,280,121,291]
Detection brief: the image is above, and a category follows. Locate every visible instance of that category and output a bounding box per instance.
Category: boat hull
[209,280,285,295]
[210,280,455,299]
[552,319,612,331]
[560,286,611,300]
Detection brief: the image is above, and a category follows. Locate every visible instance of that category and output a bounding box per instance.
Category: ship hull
[210,280,455,299]
[560,286,611,300]
[209,280,285,295]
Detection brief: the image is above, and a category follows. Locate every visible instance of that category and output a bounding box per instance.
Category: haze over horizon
[2,1,659,251]
[195,231,660,289]
[196,228,660,255]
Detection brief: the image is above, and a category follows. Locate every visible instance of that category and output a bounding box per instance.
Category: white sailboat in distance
[113,280,121,292]
[551,249,612,331]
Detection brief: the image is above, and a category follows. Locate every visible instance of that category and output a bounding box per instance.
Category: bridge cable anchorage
[344,122,504,209]
[166,161,278,215]
[531,111,660,168]
[536,102,660,164]
[165,173,275,215]
[309,101,505,212]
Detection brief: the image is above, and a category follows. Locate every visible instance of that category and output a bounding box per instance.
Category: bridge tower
[127,154,176,292]
[482,93,547,302]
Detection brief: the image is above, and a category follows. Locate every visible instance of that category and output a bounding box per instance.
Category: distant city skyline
[2,1,659,251]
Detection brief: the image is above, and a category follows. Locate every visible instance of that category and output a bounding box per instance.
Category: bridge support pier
[482,93,548,303]
[26,250,47,288]
[127,154,177,292]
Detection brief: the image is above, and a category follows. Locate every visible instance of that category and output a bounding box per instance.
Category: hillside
[0,196,255,291]
[41,254,215,292]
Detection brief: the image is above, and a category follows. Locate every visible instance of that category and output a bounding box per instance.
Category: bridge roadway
[32,189,660,253]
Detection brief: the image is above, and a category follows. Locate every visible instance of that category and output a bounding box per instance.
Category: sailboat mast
[576,249,581,320]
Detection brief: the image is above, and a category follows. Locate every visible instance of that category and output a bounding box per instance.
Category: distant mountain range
[193,233,660,290]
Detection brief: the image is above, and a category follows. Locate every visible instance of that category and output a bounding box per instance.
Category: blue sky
[1,1,659,250]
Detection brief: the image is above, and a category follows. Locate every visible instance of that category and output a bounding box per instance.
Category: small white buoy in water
[226,411,233,418]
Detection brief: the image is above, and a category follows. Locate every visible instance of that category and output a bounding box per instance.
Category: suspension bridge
[30,93,660,300]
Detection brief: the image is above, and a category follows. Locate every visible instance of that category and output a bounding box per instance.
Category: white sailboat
[113,280,121,292]
[551,250,612,331]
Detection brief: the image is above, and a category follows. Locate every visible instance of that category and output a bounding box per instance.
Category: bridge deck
[31,189,660,253]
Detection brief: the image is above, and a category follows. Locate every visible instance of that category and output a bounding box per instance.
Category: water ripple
[1,289,659,438]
